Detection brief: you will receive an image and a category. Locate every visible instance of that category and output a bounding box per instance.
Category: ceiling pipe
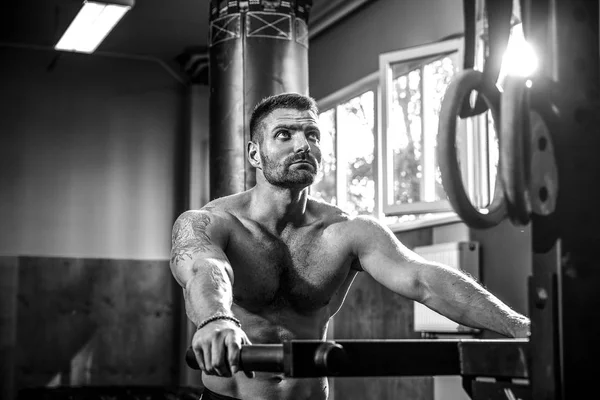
[0,41,187,86]
[309,0,375,39]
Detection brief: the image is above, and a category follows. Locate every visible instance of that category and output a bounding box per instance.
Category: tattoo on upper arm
[170,208,215,265]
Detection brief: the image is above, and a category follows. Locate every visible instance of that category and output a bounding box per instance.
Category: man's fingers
[224,334,243,375]
[201,341,214,375]
[211,335,232,377]
[192,347,205,371]
[193,324,252,378]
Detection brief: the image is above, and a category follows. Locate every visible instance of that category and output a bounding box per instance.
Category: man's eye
[308,132,320,142]
[276,130,290,138]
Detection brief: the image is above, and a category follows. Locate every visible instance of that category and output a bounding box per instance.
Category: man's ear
[247,141,261,169]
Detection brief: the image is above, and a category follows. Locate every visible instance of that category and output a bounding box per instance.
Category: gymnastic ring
[437,69,507,229]
[500,76,532,226]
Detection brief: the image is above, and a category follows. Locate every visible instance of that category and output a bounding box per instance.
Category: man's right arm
[170,208,234,325]
[170,208,250,377]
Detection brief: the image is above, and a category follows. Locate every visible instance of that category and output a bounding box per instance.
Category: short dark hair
[249,92,319,143]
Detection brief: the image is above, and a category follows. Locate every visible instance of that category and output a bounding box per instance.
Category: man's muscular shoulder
[306,200,389,269]
[306,198,360,258]
[171,195,248,258]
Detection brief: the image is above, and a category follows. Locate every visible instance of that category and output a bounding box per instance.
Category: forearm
[183,259,235,327]
[421,263,530,338]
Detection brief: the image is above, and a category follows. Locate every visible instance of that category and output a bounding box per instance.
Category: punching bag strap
[460,0,513,118]
[462,0,477,72]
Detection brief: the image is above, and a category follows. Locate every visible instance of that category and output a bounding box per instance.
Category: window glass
[312,108,337,204]
[337,91,375,216]
[388,54,456,208]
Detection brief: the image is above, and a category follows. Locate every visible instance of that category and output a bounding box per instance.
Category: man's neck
[250,182,310,232]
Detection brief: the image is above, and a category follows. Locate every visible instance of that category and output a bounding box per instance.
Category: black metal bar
[241,344,284,373]
[284,339,461,377]
[459,339,529,379]
[186,339,530,378]
[529,247,561,400]
[284,339,529,378]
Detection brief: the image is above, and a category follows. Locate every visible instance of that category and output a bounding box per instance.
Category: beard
[260,150,320,188]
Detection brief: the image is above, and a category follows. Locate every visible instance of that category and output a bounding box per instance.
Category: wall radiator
[412,241,480,333]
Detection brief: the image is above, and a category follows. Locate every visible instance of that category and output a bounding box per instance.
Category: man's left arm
[350,216,530,338]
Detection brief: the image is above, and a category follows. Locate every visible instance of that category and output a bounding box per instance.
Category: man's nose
[293,133,310,153]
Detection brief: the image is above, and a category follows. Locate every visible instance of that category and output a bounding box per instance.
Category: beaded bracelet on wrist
[196,313,241,331]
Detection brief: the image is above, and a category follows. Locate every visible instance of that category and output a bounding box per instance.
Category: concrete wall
[14,256,177,389]
[0,47,186,260]
[0,47,192,397]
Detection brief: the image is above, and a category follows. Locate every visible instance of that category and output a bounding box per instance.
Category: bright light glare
[55,2,131,54]
[499,23,538,78]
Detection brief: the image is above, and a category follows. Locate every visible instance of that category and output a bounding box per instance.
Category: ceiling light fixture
[55,0,134,54]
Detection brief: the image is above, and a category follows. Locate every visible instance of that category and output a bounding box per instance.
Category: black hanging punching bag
[208,0,312,199]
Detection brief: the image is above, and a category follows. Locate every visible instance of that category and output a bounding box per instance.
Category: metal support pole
[524,1,600,399]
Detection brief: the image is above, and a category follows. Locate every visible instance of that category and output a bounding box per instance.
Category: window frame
[378,37,465,216]
[316,73,380,216]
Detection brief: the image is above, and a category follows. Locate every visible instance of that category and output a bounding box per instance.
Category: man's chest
[225,222,355,312]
